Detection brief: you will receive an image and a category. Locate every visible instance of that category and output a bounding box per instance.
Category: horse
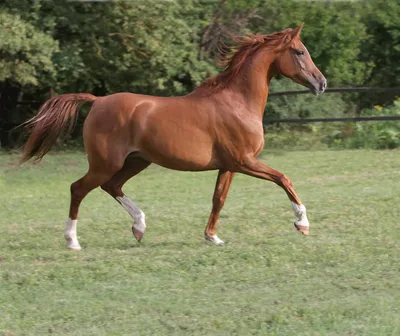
[21,24,326,250]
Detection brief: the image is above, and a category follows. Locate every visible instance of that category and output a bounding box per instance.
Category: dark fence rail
[265,115,400,124]
[266,86,400,124]
[269,87,400,96]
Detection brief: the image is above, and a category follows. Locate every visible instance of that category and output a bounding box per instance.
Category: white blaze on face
[291,202,310,227]
[65,218,81,250]
[116,195,146,233]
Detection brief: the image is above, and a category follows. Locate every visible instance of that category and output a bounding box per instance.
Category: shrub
[322,99,400,149]
[264,98,400,150]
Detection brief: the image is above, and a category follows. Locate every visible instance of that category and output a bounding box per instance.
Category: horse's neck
[229,50,276,117]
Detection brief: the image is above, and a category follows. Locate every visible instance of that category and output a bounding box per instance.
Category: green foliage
[264,99,400,151]
[2,0,398,96]
[323,100,400,149]
[360,0,400,105]
[47,0,215,95]
[1,0,400,150]
[0,11,58,86]
[1,0,216,96]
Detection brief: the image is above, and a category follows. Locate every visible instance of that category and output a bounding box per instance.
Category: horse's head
[275,24,327,95]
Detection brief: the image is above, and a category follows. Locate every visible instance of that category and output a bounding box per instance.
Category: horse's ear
[291,23,304,40]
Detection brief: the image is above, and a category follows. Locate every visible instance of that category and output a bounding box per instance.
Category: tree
[360,0,400,106]
[248,0,371,87]
[1,0,399,148]
[0,11,58,87]
[0,7,58,147]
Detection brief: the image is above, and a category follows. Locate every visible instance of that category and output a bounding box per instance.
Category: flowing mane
[199,29,294,92]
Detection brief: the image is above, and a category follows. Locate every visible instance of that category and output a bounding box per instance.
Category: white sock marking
[64,218,81,250]
[291,202,310,227]
[206,234,225,246]
[116,195,146,233]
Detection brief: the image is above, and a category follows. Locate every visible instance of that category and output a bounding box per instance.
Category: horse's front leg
[236,157,310,235]
[205,170,235,245]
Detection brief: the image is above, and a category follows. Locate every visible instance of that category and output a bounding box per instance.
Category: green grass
[1,149,399,335]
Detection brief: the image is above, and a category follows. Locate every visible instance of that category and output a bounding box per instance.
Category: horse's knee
[277,173,292,187]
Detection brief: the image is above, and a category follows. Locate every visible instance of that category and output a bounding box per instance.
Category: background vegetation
[0,0,399,148]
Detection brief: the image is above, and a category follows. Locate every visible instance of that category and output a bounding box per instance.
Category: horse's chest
[243,130,265,156]
[220,117,264,157]
[237,117,264,149]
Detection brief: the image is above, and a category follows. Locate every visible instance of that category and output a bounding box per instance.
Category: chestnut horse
[22,24,326,250]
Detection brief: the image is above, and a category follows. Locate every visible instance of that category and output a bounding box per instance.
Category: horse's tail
[20,93,97,163]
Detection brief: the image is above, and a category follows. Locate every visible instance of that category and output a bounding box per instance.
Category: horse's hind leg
[65,162,123,250]
[101,156,151,242]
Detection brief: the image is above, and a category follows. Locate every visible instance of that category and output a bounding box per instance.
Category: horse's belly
[139,136,217,171]
[150,155,217,171]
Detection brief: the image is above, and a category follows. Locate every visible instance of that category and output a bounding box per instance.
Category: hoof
[294,223,309,236]
[65,234,81,250]
[132,226,144,242]
[67,241,81,250]
[205,233,225,246]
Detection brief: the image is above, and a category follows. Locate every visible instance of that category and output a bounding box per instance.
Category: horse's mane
[199,29,294,92]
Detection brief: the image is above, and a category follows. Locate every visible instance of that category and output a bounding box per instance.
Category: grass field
[1,149,399,335]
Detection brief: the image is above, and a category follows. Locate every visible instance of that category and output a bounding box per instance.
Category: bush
[264,98,400,150]
[322,99,400,149]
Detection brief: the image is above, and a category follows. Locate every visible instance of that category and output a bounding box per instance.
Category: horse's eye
[295,50,304,56]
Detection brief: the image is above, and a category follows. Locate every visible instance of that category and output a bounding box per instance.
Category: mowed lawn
[0,149,399,336]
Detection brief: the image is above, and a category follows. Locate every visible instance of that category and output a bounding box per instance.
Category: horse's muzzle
[308,75,327,96]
